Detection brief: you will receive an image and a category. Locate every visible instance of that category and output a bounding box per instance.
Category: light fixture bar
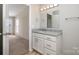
[40,4,58,11]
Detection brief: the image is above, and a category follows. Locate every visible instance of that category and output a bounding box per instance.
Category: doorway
[3,4,29,55]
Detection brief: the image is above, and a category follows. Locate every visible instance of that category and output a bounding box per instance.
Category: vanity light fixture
[47,6,50,9]
[40,4,58,11]
[54,4,58,7]
[44,7,46,10]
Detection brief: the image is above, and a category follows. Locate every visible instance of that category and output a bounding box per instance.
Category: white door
[3,4,9,55]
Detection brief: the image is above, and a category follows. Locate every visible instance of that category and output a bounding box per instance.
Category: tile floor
[25,50,41,55]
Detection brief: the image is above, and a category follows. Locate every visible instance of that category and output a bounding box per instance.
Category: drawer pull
[46,37,56,42]
[47,37,50,39]
[47,44,52,47]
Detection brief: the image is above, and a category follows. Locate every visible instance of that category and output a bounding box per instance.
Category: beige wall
[15,6,29,40]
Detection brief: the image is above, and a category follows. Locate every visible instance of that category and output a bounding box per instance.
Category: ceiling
[8,4,27,16]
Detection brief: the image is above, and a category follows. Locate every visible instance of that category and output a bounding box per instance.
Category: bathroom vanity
[33,5,62,55]
[32,29,62,55]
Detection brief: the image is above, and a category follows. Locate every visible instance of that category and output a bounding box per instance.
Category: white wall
[15,6,29,40]
[58,4,79,54]
[31,5,41,29]
[40,11,47,28]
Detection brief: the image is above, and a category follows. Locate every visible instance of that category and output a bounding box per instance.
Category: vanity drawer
[33,33,56,42]
[32,33,39,37]
[33,33,44,38]
[37,33,45,38]
[44,40,56,51]
[45,48,56,55]
[45,35,56,42]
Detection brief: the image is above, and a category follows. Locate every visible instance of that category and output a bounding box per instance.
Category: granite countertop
[32,29,62,36]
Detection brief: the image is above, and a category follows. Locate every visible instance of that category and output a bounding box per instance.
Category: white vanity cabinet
[32,33,44,54]
[32,32,62,55]
[44,35,62,55]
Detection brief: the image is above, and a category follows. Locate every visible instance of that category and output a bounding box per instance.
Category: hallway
[3,4,30,55]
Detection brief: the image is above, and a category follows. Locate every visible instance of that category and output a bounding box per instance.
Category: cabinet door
[33,37,38,50]
[44,40,56,51]
[44,48,56,55]
[38,38,44,54]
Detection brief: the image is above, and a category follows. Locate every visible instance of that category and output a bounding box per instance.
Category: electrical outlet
[73,47,78,50]
[72,47,79,54]
[76,50,79,55]
[63,50,74,55]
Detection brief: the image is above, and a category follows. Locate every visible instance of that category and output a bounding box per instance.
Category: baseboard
[63,50,75,55]
[29,48,33,52]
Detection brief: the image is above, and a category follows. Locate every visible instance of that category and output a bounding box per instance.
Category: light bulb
[54,4,58,6]
[49,5,54,8]
[40,8,43,11]
[44,7,46,10]
[47,6,50,9]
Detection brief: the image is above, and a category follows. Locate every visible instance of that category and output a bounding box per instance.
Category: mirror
[46,10,59,28]
[40,10,60,29]
[40,4,60,29]
[52,10,59,28]
[47,13,52,28]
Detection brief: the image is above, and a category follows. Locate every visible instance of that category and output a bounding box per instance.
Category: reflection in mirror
[52,10,59,28]
[47,10,59,28]
[47,14,52,28]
